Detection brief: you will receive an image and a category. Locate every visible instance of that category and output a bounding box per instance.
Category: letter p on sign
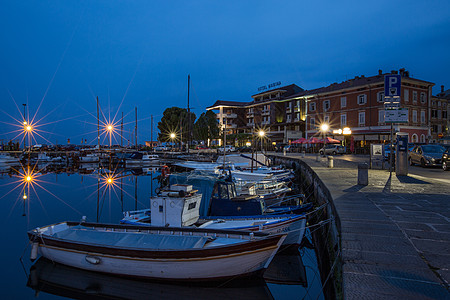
[385,74,401,98]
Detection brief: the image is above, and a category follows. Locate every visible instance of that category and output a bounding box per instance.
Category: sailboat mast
[135,107,138,149]
[187,74,190,154]
[97,96,100,149]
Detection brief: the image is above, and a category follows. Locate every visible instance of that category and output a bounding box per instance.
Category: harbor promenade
[276,153,449,299]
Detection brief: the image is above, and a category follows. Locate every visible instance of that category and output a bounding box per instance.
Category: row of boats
[27,154,312,282]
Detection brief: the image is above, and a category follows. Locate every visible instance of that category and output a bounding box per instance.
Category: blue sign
[384,75,401,98]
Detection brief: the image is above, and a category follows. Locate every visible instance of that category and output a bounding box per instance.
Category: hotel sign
[258,81,281,92]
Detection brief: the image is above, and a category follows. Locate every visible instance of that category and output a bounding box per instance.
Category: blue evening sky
[1,0,449,145]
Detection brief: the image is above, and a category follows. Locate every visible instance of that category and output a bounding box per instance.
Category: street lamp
[320,123,329,145]
[22,104,27,150]
[106,124,113,148]
[258,129,265,164]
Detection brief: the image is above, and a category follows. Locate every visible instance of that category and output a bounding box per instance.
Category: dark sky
[1,0,449,145]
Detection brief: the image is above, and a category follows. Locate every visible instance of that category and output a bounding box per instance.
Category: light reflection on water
[0,167,324,299]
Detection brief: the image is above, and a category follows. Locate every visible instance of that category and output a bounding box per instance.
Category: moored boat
[28,222,286,280]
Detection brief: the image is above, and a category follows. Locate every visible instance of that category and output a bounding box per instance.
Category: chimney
[378,69,382,75]
[391,70,398,74]
[442,85,445,93]
[399,68,405,76]
[405,71,409,77]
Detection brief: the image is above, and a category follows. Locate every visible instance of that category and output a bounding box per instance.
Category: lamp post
[170,133,176,153]
[320,123,329,146]
[258,129,265,165]
[22,104,27,151]
[107,124,113,148]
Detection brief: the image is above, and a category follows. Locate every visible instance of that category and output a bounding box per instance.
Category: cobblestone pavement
[278,153,449,299]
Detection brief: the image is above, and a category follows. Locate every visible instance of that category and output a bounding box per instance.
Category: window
[377,92,385,102]
[404,89,409,102]
[438,110,442,119]
[323,100,330,111]
[378,110,385,123]
[324,115,329,123]
[420,92,426,104]
[413,91,418,103]
[420,111,426,124]
[432,110,438,118]
[310,117,315,126]
[295,113,300,121]
[358,111,365,126]
[309,102,316,111]
[443,110,448,119]
[412,110,417,123]
[286,114,291,122]
[358,94,367,105]
[420,134,426,143]
[341,97,347,108]
[340,113,347,126]
[438,101,441,107]
[432,125,438,133]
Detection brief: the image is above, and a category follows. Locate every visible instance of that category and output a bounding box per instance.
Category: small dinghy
[28,222,286,281]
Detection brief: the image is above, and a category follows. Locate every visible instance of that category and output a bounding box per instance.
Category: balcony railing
[261,110,270,116]
[247,122,255,127]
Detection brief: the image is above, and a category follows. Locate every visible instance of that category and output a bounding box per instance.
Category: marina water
[0,167,325,299]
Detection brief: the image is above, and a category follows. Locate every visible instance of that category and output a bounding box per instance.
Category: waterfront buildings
[207,69,449,153]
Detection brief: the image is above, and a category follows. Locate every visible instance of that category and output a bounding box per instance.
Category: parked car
[154,145,170,151]
[319,145,345,155]
[195,145,209,150]
[217,145,236,153]
[409,144,446,167]
[442,149,449,171]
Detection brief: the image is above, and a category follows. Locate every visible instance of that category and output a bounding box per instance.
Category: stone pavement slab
[279,154,449,298]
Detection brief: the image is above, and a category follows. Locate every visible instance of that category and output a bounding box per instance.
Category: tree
[157,107,196,143]
[194,110,219,143]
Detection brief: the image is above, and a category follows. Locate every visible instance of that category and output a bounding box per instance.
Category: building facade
[207,69,446,152]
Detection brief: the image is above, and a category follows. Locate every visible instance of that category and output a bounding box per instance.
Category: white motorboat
[28,221,286,280]
[121,185,306,246]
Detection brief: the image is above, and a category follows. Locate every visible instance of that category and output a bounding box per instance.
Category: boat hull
[29,222,285,281]
[202,215,306,246]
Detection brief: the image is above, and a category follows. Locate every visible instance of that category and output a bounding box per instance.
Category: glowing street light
[258,130,265,137]
[320,123,329,147]
[169,132,177,152]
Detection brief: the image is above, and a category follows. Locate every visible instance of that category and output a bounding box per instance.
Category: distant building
[430,85,450,142]
[207,69,442,153]
[145,141,159,148]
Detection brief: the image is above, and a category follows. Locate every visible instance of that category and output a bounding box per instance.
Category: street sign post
[385,108,409,123]
[384,74,402,176]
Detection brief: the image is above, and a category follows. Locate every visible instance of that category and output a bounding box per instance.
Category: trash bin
[328,156,334,168]
[358,163,368,185]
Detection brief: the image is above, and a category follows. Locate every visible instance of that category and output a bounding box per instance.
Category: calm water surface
[0,166,324,299]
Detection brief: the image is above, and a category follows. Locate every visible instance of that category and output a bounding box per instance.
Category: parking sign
[385,74,401,97]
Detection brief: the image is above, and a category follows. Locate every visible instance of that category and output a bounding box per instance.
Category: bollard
[328,156,334,168]
[301,151,305,158]
[283,149,286,156]
[357,163,369,185]
[316,154,320,162]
